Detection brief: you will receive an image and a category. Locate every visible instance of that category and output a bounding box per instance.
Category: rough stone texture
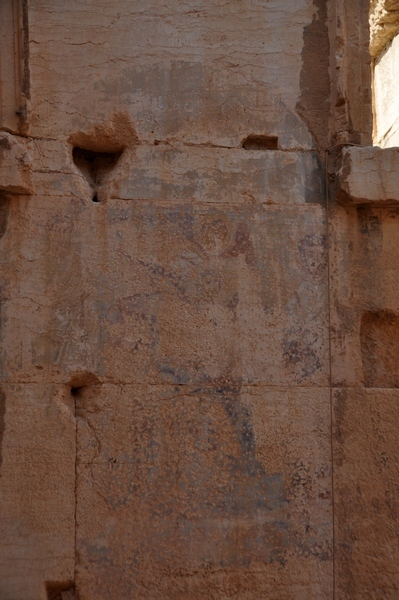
[0,1,30,135]
[370,0,399,57]
[329,196,399,596]
[333,0,373,146]
[0,132,33,195]
[0,385,75,600]
[1,1,398,599]
[329,200,399,387]
[373,32,399,147]
[334,388,399,599]
[337,146,399,205]
[76,385,331,599]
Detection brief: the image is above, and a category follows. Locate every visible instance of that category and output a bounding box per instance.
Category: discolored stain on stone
[298,234,327,278]
[0,194,10,241]
[361,311,399,387]
[0,138,11,150]
[222,222,256,267]
[283,331,322,381]
[358,208,382,238]
[297,0,331,151]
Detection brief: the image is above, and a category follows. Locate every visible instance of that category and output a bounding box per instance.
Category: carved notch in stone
[46,582,75,600]
[69,113,138,201]
[72,146,122,202]
[242,134,278,150]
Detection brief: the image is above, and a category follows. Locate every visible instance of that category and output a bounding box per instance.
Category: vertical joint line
[325,141,362,600]
[74,396,78,594]
[325,146,335,600]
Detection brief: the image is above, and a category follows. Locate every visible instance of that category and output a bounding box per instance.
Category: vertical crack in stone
[0,388,6,472]
[68,372,100,596]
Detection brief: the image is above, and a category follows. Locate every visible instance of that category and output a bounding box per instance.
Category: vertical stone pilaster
[0,0,29,135]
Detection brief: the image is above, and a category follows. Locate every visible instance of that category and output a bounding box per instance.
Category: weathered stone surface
[0,0,395,598]
[373,32,399,147]
[337,146,399,206]
[329,201,399,387]
[114,147,324,205]
[0,132,33,195]
[0,196,329,387]
[334,388,399,599]
[333,0,373,146]
[0,1,29,134]
[370,0,399,58]
[0,385,75,600]
[76,384,332,599]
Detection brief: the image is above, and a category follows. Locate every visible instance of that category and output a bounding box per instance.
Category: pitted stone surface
[370,0,399,57]
[337,146,399,205]
[0,1,397,599]
[0,132,33,195]
[338,146,399,205]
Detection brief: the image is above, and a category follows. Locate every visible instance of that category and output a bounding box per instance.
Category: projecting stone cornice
[337,145,399,205]
[370,0,399,57]
[0,131,33,195]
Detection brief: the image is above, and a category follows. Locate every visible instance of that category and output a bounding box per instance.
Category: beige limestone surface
[370,0,399,57]
[373,32,399,147]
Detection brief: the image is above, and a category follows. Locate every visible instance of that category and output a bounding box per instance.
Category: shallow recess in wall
[73,147,122,180]
[242,134,278,150]
[72,147,123,202]
[68,371,100,396]
[361,310,399,387]
[46,582,75,600]
[70,385,82,397]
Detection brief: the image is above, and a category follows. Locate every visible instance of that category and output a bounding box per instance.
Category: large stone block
[27,1,316,148]
[334,388,399,599]
[0,384,75,600]
[75,383,332,599]
[329,203,399,386]
[337,146,399,206]
[113,146,324,205]
[0,198,329,388]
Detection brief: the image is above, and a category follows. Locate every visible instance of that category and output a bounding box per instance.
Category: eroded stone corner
[337,145,399,206]
[0,131,33,195]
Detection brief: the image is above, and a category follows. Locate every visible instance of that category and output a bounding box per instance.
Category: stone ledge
[0,132,33,195]
[337,146,399,206]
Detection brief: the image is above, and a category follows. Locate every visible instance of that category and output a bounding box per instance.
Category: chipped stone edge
[370,0,399,58]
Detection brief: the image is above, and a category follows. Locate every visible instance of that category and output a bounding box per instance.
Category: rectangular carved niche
[361,311,399,387]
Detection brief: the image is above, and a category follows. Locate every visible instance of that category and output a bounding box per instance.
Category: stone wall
[1,1,398,599]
